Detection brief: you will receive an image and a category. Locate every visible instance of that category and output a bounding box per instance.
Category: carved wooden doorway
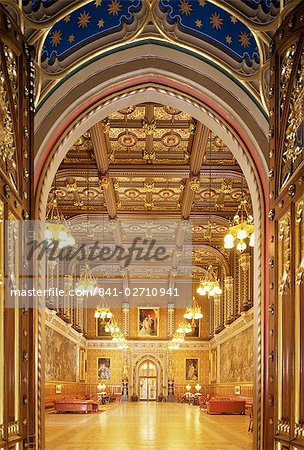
[138,361,157,401]
[0,5,35,449]
[267,4,304,449]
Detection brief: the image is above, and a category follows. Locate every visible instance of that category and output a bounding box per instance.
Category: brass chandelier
[76,264,98,295]
[224,194,254,252]
[45,194,75,248]
[184,296,203,320]
[196,265,222,297]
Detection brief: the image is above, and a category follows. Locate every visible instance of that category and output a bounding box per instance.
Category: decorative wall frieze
[210,308,254,348]
[45,308,86,347]
[87,339,210,351]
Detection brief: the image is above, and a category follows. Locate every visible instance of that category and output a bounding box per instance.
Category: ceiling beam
[181,124,209,220]
[90,122,110,173]
[57,166,243,179]
[190,124,209,176]
[90,123,118,219]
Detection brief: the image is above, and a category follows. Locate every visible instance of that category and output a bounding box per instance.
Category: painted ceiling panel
[158,0,260,66]
[41,0,143,67]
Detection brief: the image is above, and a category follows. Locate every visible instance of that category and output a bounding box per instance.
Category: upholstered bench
[207,399,246,415]
[54,400,98,414]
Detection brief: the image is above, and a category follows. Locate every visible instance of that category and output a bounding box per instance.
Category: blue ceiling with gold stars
[40,0,143,66]
[160,0,259,65]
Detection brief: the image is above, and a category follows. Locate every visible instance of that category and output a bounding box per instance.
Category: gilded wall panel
[45,326,77,382]
[172,349,209,385]
[220,326,253,383]
[87,349,123,385]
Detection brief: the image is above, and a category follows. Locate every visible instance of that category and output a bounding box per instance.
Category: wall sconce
[195,383,201,392]
[186,384,191,392]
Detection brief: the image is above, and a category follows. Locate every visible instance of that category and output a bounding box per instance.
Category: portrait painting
[98,357,111,380]
[185,319,200,338]
[186,358,199,381]
[96,317,111,338]
[138,307,159,337]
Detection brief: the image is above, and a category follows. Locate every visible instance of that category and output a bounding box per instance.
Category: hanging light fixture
[176,322,193,334]
[76,264,98,295]
[172,331,186,344]
[196,265,222,297]
[94,303,113,320]
[104,318,120,334]
[224,191,254,253]
[45,193,75,248]
[184,296,203,320]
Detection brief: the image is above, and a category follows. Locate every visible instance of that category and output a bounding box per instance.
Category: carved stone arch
[192,245,230,276]
[34,51,267,449]
[132,353,165,398]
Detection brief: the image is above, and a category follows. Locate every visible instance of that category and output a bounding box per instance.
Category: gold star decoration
[197,0,206,6]
[63,15,71,23]
[95,0,102,6]
[239,31,251,47]
[98,19,105,28]
[78,11,91,28]
[230,15,237,24]
[50,30,62,47]
[108,0,122,15]
[210,12,223,30]
[225,35,232,44]
[195,19,202,28]
[179,0,192,15]
[68,34,75,43]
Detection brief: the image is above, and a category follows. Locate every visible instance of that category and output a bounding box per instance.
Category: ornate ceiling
[17,0,293,110]
[48,102,250,274]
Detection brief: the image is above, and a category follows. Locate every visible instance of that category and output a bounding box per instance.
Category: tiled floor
[45,402,253,450]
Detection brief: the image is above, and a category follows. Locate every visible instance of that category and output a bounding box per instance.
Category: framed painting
[185,319,200,338]
[97,357,111,380]
[210,349,217,383]
[96,317,111,338]
[138,307,159,337]
[186,358,199,381]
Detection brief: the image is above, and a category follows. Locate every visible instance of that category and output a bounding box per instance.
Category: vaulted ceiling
[19,0,289,110]
[48,102,251,273]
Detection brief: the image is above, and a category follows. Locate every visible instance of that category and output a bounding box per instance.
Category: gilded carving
[0,69,16,165]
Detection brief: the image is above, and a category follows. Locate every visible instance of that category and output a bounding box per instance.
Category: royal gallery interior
[0,1,304,449]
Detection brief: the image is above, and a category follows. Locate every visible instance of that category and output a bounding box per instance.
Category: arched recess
[132,354,164,399]
[34,46,268,450]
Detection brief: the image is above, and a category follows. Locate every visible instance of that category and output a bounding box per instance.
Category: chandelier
[76,264,97,295]
[45,195,75,248]
[196,265,222,297]
[172,332,185,344]
[184,296,203,320]
[94,304,113,320]
[176,322,193,334]
[105,318,120,334]
[224,194,254,252]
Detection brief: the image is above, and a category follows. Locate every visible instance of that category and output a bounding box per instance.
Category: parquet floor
[45,402,253,450]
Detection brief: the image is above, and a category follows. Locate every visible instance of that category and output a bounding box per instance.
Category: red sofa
[207,398,246,415]
[54,399,98,414]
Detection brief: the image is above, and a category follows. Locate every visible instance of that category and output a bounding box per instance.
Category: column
[63,275,73,323]
[224,276,234,324]
[167,303,175,337]
[239,253,252,311]
[122,302,130,337]
[214,295,221,334]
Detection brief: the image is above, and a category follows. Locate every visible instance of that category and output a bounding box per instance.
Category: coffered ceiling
[48,102,251,272]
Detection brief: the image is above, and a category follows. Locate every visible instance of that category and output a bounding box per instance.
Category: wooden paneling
[0,5,34,449]
[268,4,304,449]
